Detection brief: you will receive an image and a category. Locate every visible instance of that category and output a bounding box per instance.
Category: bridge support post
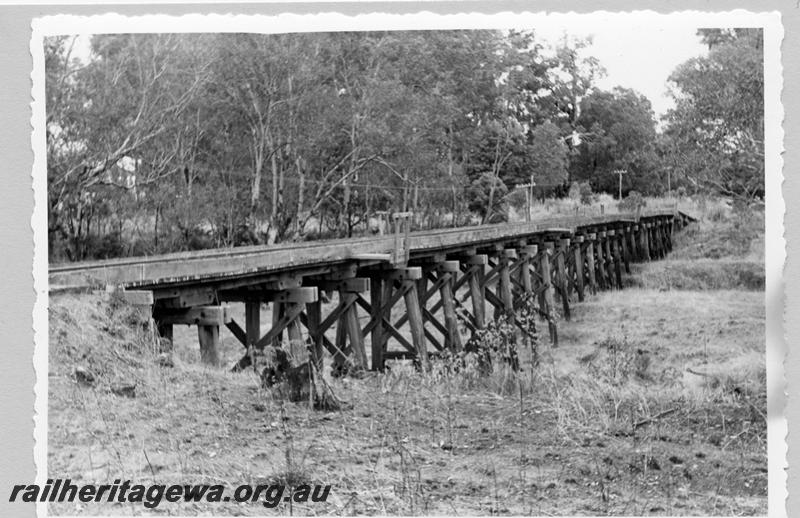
[649,222,659,259]
[155,305,232,367]
[641,223,651,261]
[520,245,536,301]
[595,232,608,290]
[620,226,631,274]
[306,299,323,370]
[652,222,661,259]
[662,219,672,255]
[609,230,623,289]
[245,301,260,348]
[287,303,307,362]
[573,237,585,302]
[342,293,367,369]
[271,302,284,348]
[556,239,571,321]
[586,233,597,295]
[603,231,616,289]
[403,279,429,371]
[198,325,220,366]
[333,312,348,372]
[219,288,317,372]
[437,261,463,351]
[499,249,516,319]
[629,225,640,262]
[541,242,557,346]
[466,255,487,329]
[369,276,386,371]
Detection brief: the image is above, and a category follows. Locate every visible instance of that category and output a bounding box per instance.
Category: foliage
[570,87,659,195]
[466,172,509,223]
[617,190,646,213]
[526,121,569,187]
[662,29,764,201]
[44,29,755,261]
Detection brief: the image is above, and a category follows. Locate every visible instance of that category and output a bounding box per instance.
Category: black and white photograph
[31,9,783,516]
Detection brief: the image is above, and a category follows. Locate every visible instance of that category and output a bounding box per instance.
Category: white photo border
[31,9,785,517]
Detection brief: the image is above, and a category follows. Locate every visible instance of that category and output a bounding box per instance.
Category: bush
[86,231,126,259]
[466,172,509,223]
[578,182,594,205]
[617,190,646,213]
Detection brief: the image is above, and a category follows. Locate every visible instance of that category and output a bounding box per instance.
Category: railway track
[49,211,677,290]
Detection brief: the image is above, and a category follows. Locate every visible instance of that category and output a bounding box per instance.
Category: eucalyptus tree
[663,28,764,200]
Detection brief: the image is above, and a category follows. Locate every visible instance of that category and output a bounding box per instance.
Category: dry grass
[47,197,767,516]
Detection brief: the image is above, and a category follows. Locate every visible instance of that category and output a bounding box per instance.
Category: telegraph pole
[613,169,628,200]
[516,174,535,222]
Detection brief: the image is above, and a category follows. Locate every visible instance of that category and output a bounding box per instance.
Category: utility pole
[667,168,672,198]
[613,169,628,200]
[516,174,535,222]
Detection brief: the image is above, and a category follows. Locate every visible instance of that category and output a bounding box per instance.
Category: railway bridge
[49,210,695,372]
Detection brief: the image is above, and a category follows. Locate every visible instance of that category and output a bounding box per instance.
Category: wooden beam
[462,254,488,265]
[254,302,305,350]
[245,301,260,345]
[155,305,232,326]
[611,233,623,289]
[156,288,215,309]
[286,303,307,362]
[343,296,367,368]
[225,319,247,347]
[620,227,631,273]
[306,300,323,369]
[556,239,571,321]
[467,264,486,329]
[271,301,284,348]
[116,290,154,306]
[438,269,463,351]
[354,294,417,353]
[402,280,429,370]
[540,244,557,346]
[603,232,616,289]
[573,241,585,302]
[370,276,386,371]
[387,267,422,281]
[315,278,370,293]
[437,260,461,273]
[499,254,515,319]
[219,287,318,303]
[198,325,220,366]
[585,234,597,295]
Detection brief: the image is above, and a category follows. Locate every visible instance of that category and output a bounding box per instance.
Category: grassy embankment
[48,199,766,515]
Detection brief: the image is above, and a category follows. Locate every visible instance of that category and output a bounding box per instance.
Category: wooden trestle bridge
[49,210,695,372]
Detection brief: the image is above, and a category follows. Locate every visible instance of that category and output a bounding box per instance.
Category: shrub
[617,190,646,213]
[578,182,595,205]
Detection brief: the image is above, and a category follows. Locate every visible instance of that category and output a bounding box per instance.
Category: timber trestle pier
[50,210,695,372]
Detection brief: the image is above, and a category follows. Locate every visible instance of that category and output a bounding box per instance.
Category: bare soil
[47,209,767,516]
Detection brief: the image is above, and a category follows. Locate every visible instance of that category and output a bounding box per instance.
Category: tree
[467,172,509,223]
[570,87,659,195]
[526,121,569,187]
[46,34,206,260]
[663,29,763,200]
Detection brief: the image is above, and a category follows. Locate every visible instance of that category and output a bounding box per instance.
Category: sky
[68,14,709,121]
[529,18,708,119]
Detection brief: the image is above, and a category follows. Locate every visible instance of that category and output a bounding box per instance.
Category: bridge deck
[49,210,688,291]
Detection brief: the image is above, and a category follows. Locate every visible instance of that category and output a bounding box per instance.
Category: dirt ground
[47,209,767,516]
